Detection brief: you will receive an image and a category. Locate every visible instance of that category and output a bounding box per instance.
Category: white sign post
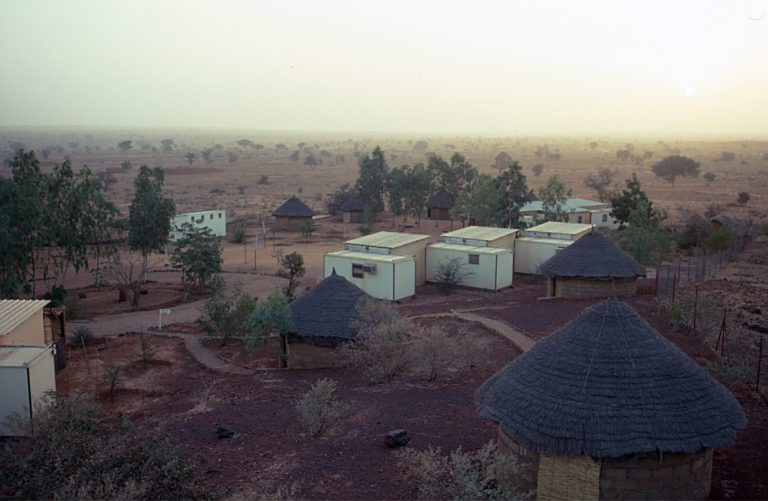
[158,308,171,330]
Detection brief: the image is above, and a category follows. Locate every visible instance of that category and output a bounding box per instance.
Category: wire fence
[653,237,750,300]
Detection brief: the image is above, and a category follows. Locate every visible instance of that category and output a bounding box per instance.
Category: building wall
[343,210,363,224]
[556,277,638,299]
[392,239,428,285]
[513,239,573,275]
[275,215,312,232]
[599,449,713,500]
[426,247,513,290]
[286,342,344,369]
[427,207,451,220]
[170,210,226,240]
[325,255,415,301]
[0,311,46,345]
[0,346,56,436]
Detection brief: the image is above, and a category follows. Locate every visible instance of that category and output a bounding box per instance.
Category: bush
[408,325,488,382]
[400,441,533,500]
[294,378,348,436]
[433,257,473,294]
[70,326,93,346]
[357,224,372,236]
[232,223,246,243]
[0,391,207,500]
[707,225,736,251]
[100,363,123,402]
[736,191,750,206]
[700,353,756,385]
[676,214,713,251]
[197,283,257,346]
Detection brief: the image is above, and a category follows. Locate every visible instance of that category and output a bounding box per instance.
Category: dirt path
[453,311,536,352]
[151,330,253,375]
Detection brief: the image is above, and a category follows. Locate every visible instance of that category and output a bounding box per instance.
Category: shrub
[100,363,123,402]
[704,203,724,219]
[400,441,533,500]
[707,225,736,251]
[0,391,207,500]
[197,283,257,346]
[408,325,488,382]
[70,326,93,346]
[433,257,473,294]
[736,191,750,206]
[675,214,713,252]
[700,353,756,385]
[139,330,157,370]
[357,224,372,236]
[232,223,246,243]
[294,378,348,436]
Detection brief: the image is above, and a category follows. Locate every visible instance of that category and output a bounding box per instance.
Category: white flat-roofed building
[0,345,56,436]
[426,242,514,291]
[170,209,226,241]
[324,250,416,301]
[440,226,518,249]
[343,231,430,285]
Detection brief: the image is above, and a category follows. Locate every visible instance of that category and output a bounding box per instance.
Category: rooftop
[0,300,50,337]
[441,226,517,242]
[345,231,430,248]
[525,221,594,236]
[521,197,608,213]
[272,196,315,217]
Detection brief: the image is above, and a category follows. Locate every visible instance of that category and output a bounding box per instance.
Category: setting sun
[684,87,697,97]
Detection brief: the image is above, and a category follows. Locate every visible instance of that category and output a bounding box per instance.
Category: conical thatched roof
[476,296,746,458]
[272,196,315,217]
[710,214,748,238]
[539,230,646,279]
[290,269,369,340]
[340,195,364,212]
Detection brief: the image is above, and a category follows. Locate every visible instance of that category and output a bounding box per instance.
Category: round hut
[426,189,455,221]
[538,230,646,298]
[340,195,364,224]
[476,295,745,500]
[272,196,315,232]
[287,269,370,368]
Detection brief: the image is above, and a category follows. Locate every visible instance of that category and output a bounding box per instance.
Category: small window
[210,214,214,220]
[218,213,222,218]
[577,216,583,223]
[468,254,480,265]
[602,214,608,222]
[352,263,364,278]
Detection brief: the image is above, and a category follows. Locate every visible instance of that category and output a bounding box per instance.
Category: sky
[1,0,767,137]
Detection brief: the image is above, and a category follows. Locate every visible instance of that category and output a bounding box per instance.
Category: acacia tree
[584,168,617,202]
[117,140,132,161]
[538,174,572,222]
[651,155,700,186]
[128,166,175,282]
[355,146,389,223]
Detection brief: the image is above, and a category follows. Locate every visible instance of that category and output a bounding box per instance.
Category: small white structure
[324,250,416,301]
[513,222,593,275]
[169,209,226,241]
[0,300,50,346]
[0,345,56,436]
[343,231,430,285]
[440,226,518,249]
[427,243,514,290]
[521,198,618,229]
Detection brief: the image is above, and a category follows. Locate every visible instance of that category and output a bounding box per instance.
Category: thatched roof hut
[286,269,370,368]
[538,230,646,298]
[426,189,455,220]
[272,196,314,231]
[340,195,364,223]
[710,214,748,238]
[476,295,746,499]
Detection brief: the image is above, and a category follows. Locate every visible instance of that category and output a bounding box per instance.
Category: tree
[185,152,196,165]
[620,199,673,265]
[651,155,700,185]
[703,172,715,184]
[118,140,132,161]
[227,151,238,163]
[105,250,144,309]
[298,220,316,242]
[707,225,736,251]
[538,174,572,222]
[303,153,318,166]
[245,286,294,356]
[609,173,653,228]
[531,163,544,177]
[493,161,530,228]
[676,214,714,252]
[427,153,477,202]
[355,146,389,223]
[324,183,356,215]
[128,165,175,282]
[201,148,213,164]
[736,191,750,206]
[160,138,175,152]
[169,223,223,299]
[276,251,305,301]
[237,139,256,149]
[387,166,409,222]
[493,151,513,173]
[584,168,617,202]
[451,174,499,226]
[197,283,257,346]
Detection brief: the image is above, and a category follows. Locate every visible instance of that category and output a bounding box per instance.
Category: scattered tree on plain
[584,167,617,202]
[185,152,196,165]
[246,286,294,356]
[651,155,700,185]
[160,138,175,152]
[127,165,175,282]
[736,191,750,206]
[703,172,715,184]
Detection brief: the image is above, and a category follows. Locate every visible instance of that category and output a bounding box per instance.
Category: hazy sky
[2,0,767,137]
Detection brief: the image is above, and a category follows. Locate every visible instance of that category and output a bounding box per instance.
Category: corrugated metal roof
[521,198,607,213]
[326,250,414,263]
[429,242,510,255]
[345,231,429,248]
[515,237,577,246]
[0,300,50,337]
[175,209,223,218]
[441,226,517,242]
[525,221,593,235]
[0,345,51,367]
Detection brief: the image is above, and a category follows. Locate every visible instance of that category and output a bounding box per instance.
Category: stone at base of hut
[217,425,234,439]
[385,429,409,447]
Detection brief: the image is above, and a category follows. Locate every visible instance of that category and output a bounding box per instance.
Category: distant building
[426,190,455,220]
[272,196,314,231]
[520,198,618,228]
[513,222,593,275]
[170,209,226,241]
[340,195,364,224]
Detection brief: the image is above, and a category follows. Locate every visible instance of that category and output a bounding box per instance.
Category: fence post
[655,265,660,297]
[757,336,764,393]
[693,287,698,335]
[672,275,676,302]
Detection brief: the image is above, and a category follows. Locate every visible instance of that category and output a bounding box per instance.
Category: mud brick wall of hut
[554,277,637,299]
[599,449,713,500]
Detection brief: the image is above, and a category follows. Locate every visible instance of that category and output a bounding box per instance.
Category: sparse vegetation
[294,378,348,436]
[197,283,257,346]
[434,257,473,294]
[71,326,93,346]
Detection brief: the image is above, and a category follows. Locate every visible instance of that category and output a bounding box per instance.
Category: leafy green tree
[201,148,213,163]
[451,174,499,226]
[538,174,572,222]
[651,155,700,185]
[401,164,433,226]
[298,220,316,242]
[197,283,257,346]
[676,214,714,252]
[620,200,673,265]
[427,153,477,202]
[609,173,653,228]
[169,223,222,298]
[128,166,175,282]
[707,225,737,251]
[584,167,617,202]
[531,163,544,177]
[387,166,409,222]
[276,251,305,301]
[494,161,530,228]
[493,151,513,173]
[246,286,294,356]
[355,146,389,222]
